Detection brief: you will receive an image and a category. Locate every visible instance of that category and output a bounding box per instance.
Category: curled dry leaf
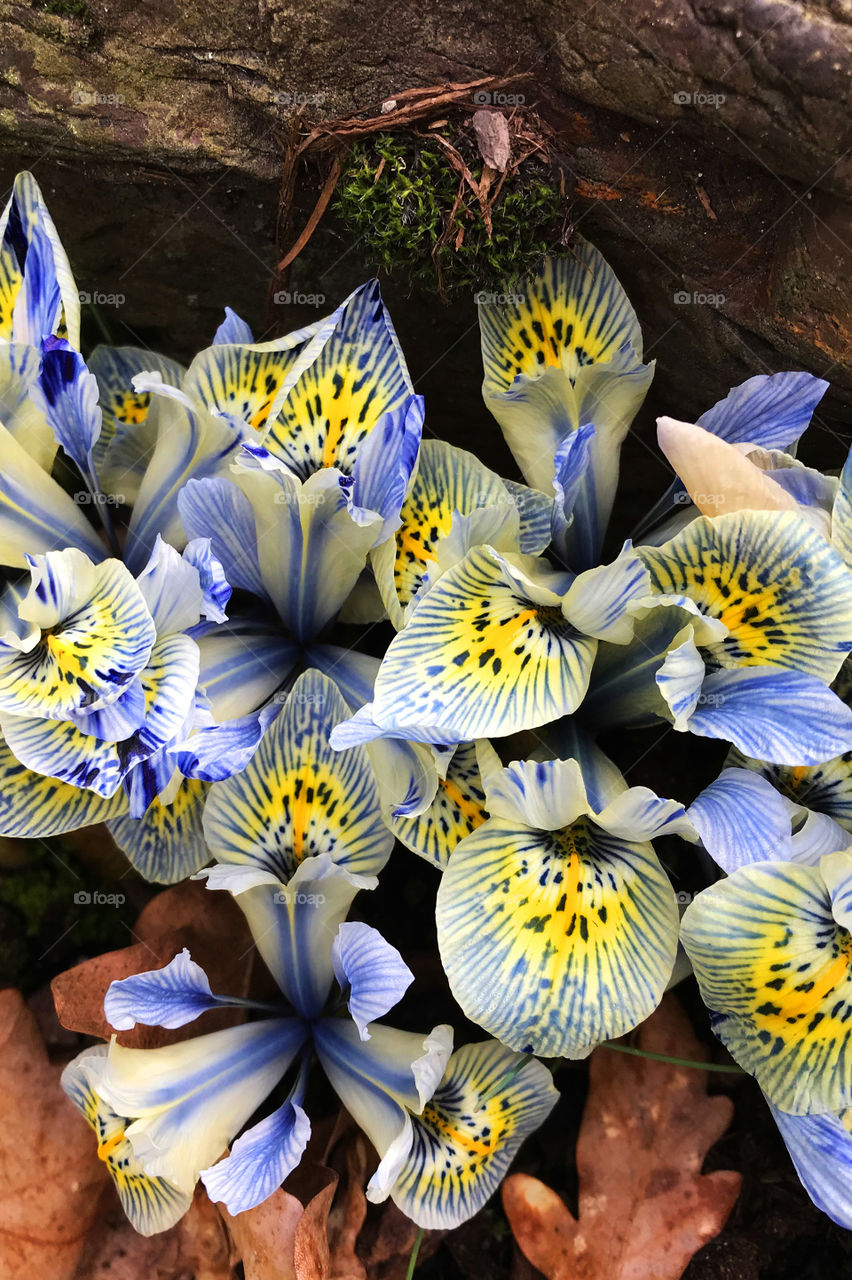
[0,989,108,1280]
[51,880,254,1048]
[503,994,742,1280]
[220,1164,337,1280]
[472,108,512,172]
[71,1184,234,1280]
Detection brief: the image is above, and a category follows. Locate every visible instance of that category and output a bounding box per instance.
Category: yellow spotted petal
[371,546,596,741]
[371,439,515,628]
[0,734,128,836]
[382,1040,558,1230]
[202,668,392,882]
[0,633,198,797]
[261,281,412,478]
[638,510,852,682]
[88,346,185,477]
[391,740,491,869]
[681,857,852,1114]
[109,777,211,884]
[183,324,327,434]
[0,553,155,719]
[480,245,642,393]
[437,817,679,1058]
[0,171,80,347]
[62,1047,191,1236]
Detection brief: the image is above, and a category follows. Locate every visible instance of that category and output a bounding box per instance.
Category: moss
[35,0,92,20]
[0,837,131,989]
[332,131,570,297]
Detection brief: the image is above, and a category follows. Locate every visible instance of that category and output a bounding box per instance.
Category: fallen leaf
[503,994,742,1280]
[472,109,512,172]
[51,880,254,1048]
[221,1189,304,1280]
[0,989,108,1280]
[71,1183,234,1279]
[326,1134,369,1280]
[221,1164,337,1280]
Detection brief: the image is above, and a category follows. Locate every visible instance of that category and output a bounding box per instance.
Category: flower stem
[601,1042,745,1074]
[406,1227,425,1280]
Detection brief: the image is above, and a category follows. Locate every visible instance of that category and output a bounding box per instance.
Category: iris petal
[373,1040,558,1230]
[202,668,391,883]
[437,814,678,1057]
[639,511,852,682]
[0,552,155,720]
[62,1047,191,1236]
[261,280,413,478]
[0,734,127,836]
[681,853,852,1114]
[98,1019,307,1195]
[434,814,675,1054]
[108,777,210,884]
[367,546,595,741]
[332,921,413,1039]
[202,1098,311,1215]
[105,948,232,1030]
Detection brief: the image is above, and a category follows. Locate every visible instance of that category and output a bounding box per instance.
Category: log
[0,0,850,488]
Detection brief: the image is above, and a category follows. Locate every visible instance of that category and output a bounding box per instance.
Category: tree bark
[0,0,850,472]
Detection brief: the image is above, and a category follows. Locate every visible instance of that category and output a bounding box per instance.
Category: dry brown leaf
[221,1189,305,1280]
[472,108,512,171]
[326,1134,369,1280]
[221,1164,338,1280]
[503,994,742,1280]
[51,880,254,1048]
[0,989,108,1280]
[71,1183,234,1279]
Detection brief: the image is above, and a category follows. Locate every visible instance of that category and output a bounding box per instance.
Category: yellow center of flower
[97,1130,125,1163]
[437,777,486,827]
[44,629,89,685]
[421,1104,494,1156]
